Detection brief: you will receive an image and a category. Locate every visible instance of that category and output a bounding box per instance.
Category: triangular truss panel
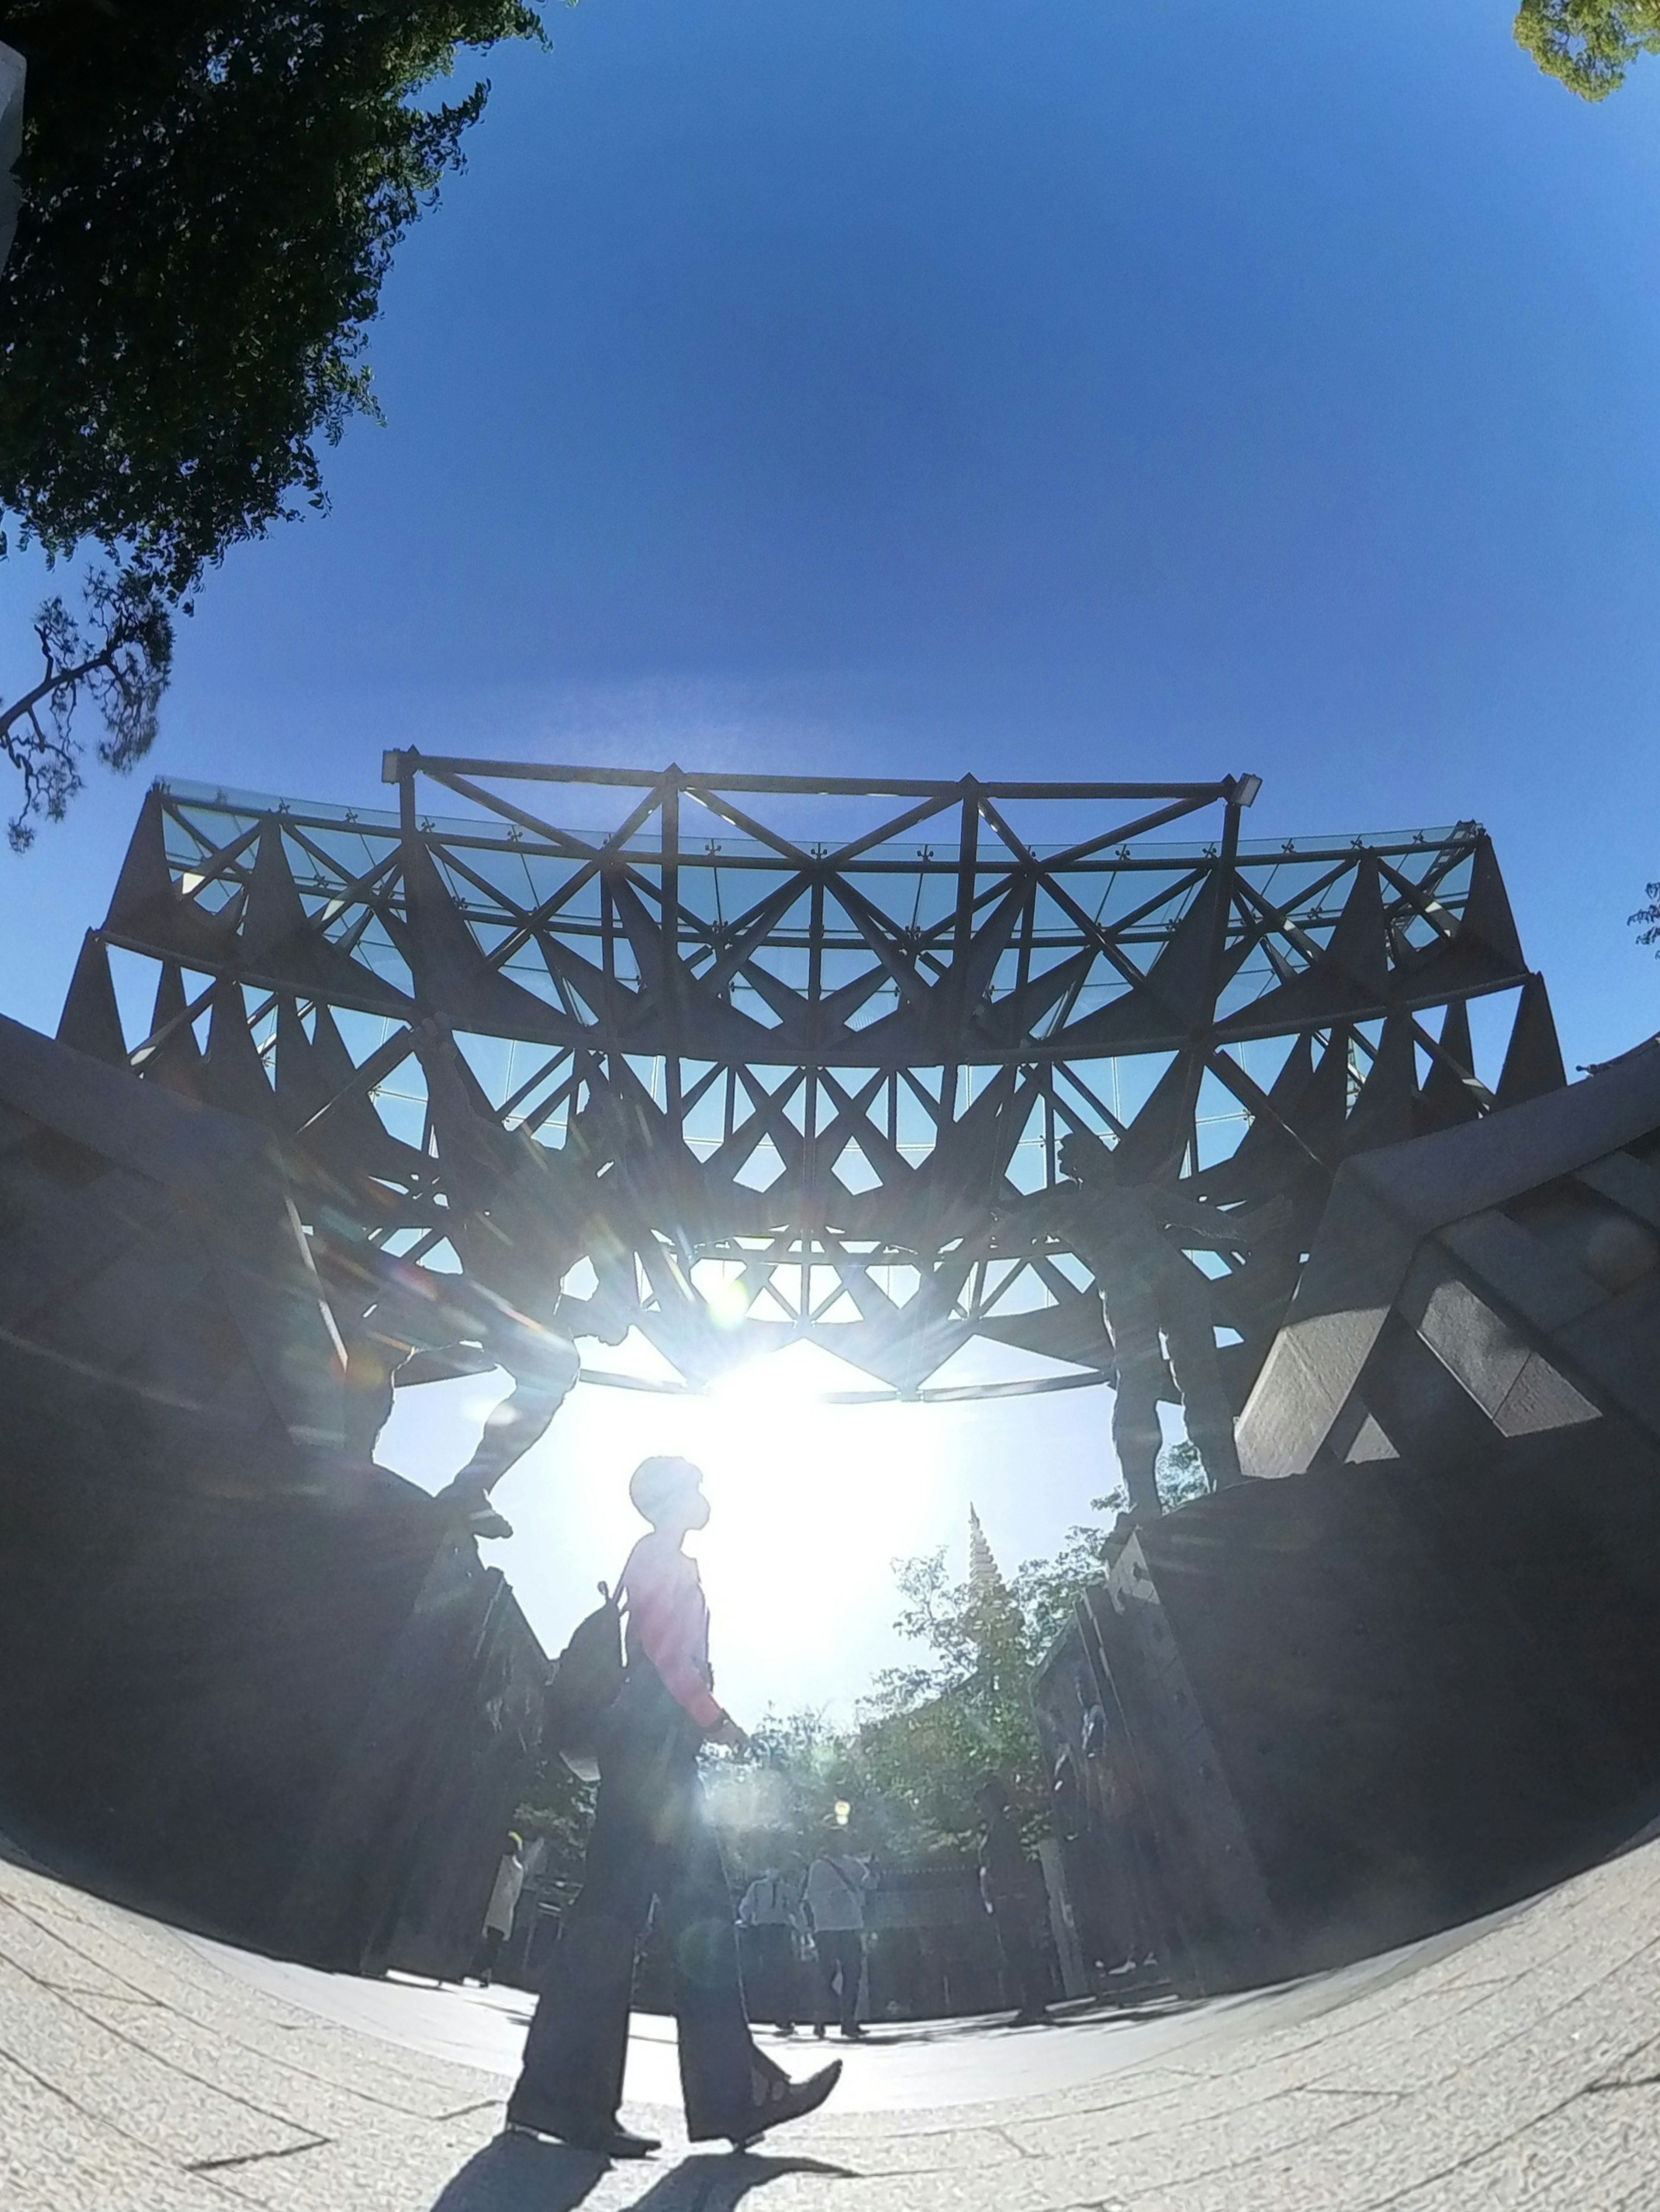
[79,763,1555,1402]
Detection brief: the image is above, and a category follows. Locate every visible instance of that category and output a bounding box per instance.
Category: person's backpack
[543,1575,626,1780]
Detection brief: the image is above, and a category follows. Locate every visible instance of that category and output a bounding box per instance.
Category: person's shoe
[724,2060,843,2150]
[466,1504,514,1541]
[1009,2007,1052,2027]
[812,2023,827,2040]
[776,2023,796,2037]
[504,2097,659,2158]
[838,2023,866,2041]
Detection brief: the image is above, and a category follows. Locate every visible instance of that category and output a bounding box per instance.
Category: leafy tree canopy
[1514,0,1660,99]
[0,0,543,595]
[0,566,173,849]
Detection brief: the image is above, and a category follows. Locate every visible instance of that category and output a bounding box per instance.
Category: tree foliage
[513,1745,595,1900]
[1,0,543,589]
[0,1,541,841]
[1631,880,1660,955]
[1514,0,1660,98]
[0,0,543,593]
[0,567,173,849]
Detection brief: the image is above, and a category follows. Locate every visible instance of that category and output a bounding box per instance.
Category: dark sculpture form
[1037,1038,1660,1997]
[0,1015,547,1976]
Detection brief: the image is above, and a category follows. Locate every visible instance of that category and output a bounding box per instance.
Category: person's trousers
[740,1922,798,2030]
[989,1896,1050,2017]
[470,1926,506,1982]
[511,1675,785,2139]
[813,1929,864,2033]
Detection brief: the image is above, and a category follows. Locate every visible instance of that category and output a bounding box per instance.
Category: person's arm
[1158,1189,1290,1253]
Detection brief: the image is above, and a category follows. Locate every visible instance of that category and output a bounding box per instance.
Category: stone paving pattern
[4,1836,1660,2212]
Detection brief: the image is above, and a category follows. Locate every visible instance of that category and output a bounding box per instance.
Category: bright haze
[4,0,1660,1718]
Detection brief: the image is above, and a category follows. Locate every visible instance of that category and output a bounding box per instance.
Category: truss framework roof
[64,757,1562,1402]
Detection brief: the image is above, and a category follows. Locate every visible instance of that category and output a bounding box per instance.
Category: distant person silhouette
[505,1456,840,2158]
[737,1862,807,2034]
[805,1840,874,2040]
[469,1831,525,1987]
[975,1777,1051,2027]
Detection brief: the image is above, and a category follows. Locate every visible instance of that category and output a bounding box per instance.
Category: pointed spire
[104,787,232,963]
[1136,869,1240,1032]
[273,995,332,1131]
[401,838,569,1043]
[1296,1026,1354,1163]
[238,821,411,1019]
[1112,1049,1202,1183]
[1216,1032,1316,1196]
[1393,834,1532,1006]
[968,1506,1006,1600]
[1218,860,1393,1041]
[1458,835,1526,969]
[1343,1014,1418,1155]
[1495,974,1567,1108]
[300,1003,423,1178]
[1418,999,1483,1133]
[56,934,129,1067]
[1322,855,1390,1001]
[140,963,205,1099]
[1060,870,1248,1055]
[201,981,283,1126]
[418,1030,516,1214]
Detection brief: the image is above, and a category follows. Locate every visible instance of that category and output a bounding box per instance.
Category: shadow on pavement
[429,2136,855,2210]
[428,2133,607,2209]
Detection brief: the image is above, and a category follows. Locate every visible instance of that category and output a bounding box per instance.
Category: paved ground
[5,1833,1660,2212]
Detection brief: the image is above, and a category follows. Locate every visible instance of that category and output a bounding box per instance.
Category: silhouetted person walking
[805,1843,873,2040]
[506,1456,840,2158]
[975,1778,1051,2027]
[470,1831,525,1986]
[737,1864,806,2034]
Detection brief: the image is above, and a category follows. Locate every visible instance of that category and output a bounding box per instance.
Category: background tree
[0,567,173,850]
[0,0,542,839]
[1514,0,1660,98]
[513,1747,595,1906]
[1631,880,1660,958]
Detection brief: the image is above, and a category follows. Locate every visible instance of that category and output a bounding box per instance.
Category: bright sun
[683,1346,951,1696]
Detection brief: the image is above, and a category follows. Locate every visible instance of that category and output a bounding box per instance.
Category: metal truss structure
[57,757,1566,1405]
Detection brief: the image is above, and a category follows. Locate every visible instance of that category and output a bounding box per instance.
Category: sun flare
[680,1346,951,1705]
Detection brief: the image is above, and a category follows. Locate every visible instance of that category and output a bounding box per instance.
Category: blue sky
[5,0,1660,1714]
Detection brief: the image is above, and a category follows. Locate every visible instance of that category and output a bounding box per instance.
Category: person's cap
[629,1454,706,1521]
[507,1830,523,1848]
